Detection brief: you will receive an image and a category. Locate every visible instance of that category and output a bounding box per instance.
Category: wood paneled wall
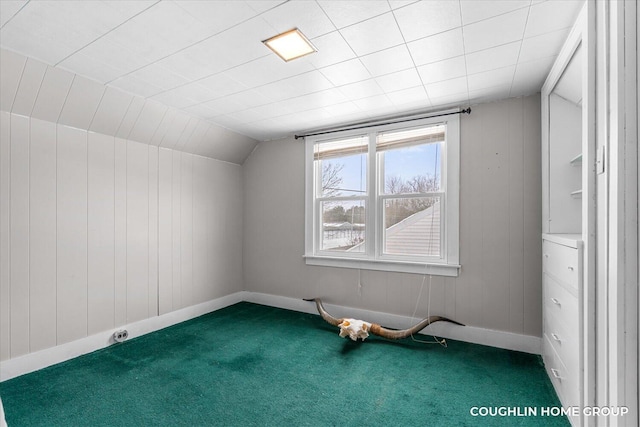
[0,112,243,361]
[243,95,542,337]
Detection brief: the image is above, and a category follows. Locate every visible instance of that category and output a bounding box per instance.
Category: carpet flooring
[1,302,568,426]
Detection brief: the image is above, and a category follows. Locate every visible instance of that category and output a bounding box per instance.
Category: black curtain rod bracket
[294,107,471,140]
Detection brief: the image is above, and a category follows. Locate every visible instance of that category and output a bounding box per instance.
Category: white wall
[0,111,243,361]
[243,95,542,337]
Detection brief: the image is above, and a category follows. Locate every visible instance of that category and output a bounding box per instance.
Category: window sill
[303,255,460,277]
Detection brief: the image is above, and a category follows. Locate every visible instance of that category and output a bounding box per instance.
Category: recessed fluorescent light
[263,28,317,62]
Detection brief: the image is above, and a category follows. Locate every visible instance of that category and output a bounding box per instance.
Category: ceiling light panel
[263,28,317,62]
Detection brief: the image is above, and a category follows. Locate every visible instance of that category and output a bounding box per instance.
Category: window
[304,114,460,276]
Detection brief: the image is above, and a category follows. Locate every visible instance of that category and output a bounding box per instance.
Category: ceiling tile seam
[457,0,471,107]
[265,1,337,41]
[27,63,50,118]
[389,4,431,104]
[335,35,407,65]
[77,81,107,129]
[468,63,521,80]
[232,94,372,126]
[53,0,162,68]
[158,113,186,149]
[146,52,271,101]
[191,60,421,119]
[315,0,391,31]
[103,12,281,86]
[176,118,199,152]
[205,87,335,121]
[113,96,136,138]
[151,111,174,148]
[87,86,109,131]
[221,101,325,126]
[330,7,396,33]
[0,0,30,31]
[119,76,165,100]
[507,1,533,96]
[124,101,148,141]
[194,125,217,157]
[387,0,419,13]
[161,116,189,150]
[56,73,77,124]
[8,54,28,112]
[461,1,533,27]
[202,119,254,142]
[320,47,374,83]
[313,1,362,70]
[395,25,463,49]
[178,65,342,110]
[517,53,558,68]
[148,107,171,147]
[396,9,564,58]
[245,0,289,17]
[187,122,210,154]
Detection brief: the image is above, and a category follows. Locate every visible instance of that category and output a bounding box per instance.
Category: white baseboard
[244,292,542,355]
[1,290,541,382]
[0,292,245,382]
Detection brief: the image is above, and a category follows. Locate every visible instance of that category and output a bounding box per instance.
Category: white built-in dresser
[542,234,582,423]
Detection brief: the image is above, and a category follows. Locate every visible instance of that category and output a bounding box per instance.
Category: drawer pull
[551,368,563,380]
[568,266,574,271]
[544,253,549,258]
[551,333,561,343]
[550,297,561,306]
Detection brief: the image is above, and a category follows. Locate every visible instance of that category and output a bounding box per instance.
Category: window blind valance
[313,125,445,160]
[376,124,445,152]
[314,135,368,160]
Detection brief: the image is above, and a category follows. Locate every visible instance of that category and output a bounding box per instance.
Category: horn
[305,298,464,340]
[303,298,343,326]
[369,316,464,340]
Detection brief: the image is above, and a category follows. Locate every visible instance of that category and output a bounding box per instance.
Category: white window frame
[304,113,460,277]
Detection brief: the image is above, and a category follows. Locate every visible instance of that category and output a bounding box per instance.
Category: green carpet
[1,302,568,426]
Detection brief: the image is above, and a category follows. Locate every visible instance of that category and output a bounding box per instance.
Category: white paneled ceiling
[1,0,583,141]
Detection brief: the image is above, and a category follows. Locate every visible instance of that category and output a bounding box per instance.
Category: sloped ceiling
[0,0,584,143]
[0,48,258,164]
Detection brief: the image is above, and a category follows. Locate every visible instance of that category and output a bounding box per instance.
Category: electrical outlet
[113,330,129,343]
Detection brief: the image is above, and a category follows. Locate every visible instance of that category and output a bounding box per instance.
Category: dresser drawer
[543,240,580,289]
[544,273,579,326]
[543,334,580,409]
[544,310,579,375]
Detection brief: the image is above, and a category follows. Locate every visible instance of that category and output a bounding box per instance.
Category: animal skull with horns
[304,298,464,341]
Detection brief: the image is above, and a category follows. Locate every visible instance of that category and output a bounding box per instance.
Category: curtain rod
[294,107,471,140]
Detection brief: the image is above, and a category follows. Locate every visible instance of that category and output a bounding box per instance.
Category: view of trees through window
[321,159,440,253]
[322,172,438,226]
[320,160,366,251]
[383,174,439,228]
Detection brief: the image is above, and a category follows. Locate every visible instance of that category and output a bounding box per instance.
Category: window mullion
[366,132,377,258]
